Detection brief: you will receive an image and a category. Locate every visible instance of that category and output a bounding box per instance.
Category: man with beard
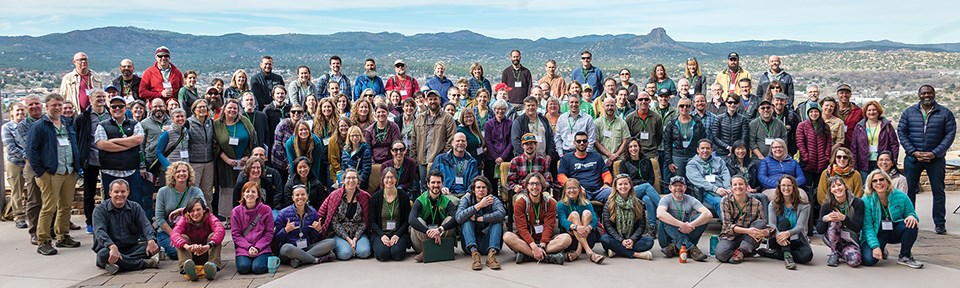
[96,96,150,223]
[353,58,385,101]
[316,56,352,99]
[61,52,104,111]
[897,85,956,235]
[241,93,269,148]
[771,93,800,156]
[203,87,223,119]
[263,85,290,156]
[691,94,717,140]
[385,59,419,100]
[558,132,613,204]
[75,89,110,233]
[501,50,533,105]
[411,90,457,190]
[250,56,285,111]
[141,98,170,186]
[139,46,183,103]
[408,170,459,262]
[835,84,863,148]
[113,59,141,102]
[715,52,751,101]
[747,100,786,160]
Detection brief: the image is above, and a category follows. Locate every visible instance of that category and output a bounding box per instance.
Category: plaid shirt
[507,153,551,191]
[719,194,765,240]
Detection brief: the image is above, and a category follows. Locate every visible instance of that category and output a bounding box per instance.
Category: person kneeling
[503,173,571,265]
[656,176,711,261]
[409,170,458,262]
[171,197,224,281]
[93,179,160,275]
[715,176,770,264]
[455,176,505,270]
[600,175,655,260]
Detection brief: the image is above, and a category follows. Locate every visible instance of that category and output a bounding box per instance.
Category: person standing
[411,90,456,188]
[757,56,795,106]
[250,56,285,110]
[25,93,82,255]
[501,50,533,105]
[113,59,142,102]
[60,52,104,111]
[2,102,27,228]
[897,85,956,234]
[570,51,603,99]
[385,60,419,100]
[316,56,352,99]
[16,95,44,244]
[139,46,184,103]
[538,60,566,99]
[95,96,151,222]
[354,58,385,100]
[75,90,109,233]
[714,52,751,100]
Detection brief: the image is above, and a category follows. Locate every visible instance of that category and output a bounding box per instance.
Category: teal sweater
[861,189,917,249]
[556,201,598,232]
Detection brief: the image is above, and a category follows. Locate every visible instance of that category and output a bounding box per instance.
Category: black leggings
[768,216,814,264]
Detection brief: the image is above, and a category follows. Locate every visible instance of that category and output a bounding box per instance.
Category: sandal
[565,251,580,262]
[590,253,605,264]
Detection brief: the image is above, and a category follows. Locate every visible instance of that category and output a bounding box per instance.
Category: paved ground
[1,191,958,288]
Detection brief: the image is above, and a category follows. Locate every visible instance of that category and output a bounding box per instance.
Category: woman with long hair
[318,168,372,260]
[369,167,412,261]
[457,108,485,162]
[396,97,417,157]
[684,57,707,96]
[472,89,492,131]
[280,157,327,210]
[849,100,899,181]
[796,103,832,194]
[761,175,813,270]
[556,178,605,264]
[234,157,282,209]
[600,175,654,260]
[877,151,907,192]
[341,126,372,190]
[213,99,257,220]
[365,103,401,164]
[763,80,784,102]
[286,121,326,182]
[312,98,339,144]
[618,138,659,235]
[336,93,352,118]
[154,162,205,260]
[817,147,863,204]
[650,64,677,96]
[230,181,274,275]
[351,98,373,130]
[815,177,864,267]
[859,170,923,268]
[328,117,354,185]
[224,69,249,101]
[303,94,317,124]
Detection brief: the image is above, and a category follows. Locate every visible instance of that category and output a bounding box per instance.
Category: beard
[122,70,133,77]
[512,59,520,66]
[152,110,167,119]
[365,70,378,78]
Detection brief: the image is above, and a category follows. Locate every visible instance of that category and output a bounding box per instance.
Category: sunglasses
[637,98,651,102]
[619,73,630,76]
[110,105,126,109]
[871,178,886,183]
[726,101,738,104]
[678,104,691,108]
[581,57,591,60]
[157,55,170,59]
[835,155,848,159]
[575,139,588,144]
[391,148,406,152]
[363,94,374,97]
[759,106,772,110]
[290,110,303,114]
[449,94,461,97]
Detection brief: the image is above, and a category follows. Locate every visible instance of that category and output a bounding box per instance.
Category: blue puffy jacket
[757,154,806,190]
[897,102,956,158]
[274,204,323,246]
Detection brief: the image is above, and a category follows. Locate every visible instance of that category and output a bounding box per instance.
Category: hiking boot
[182,259,198,281]
[688,246,707,262]
[203,262,218,280]
[784,251,797,270]
[897,256,924,269]
[69,221,81,230]
[16,220,27,229]
[729,248,743,264]
[143,253,160,269]
[757,247,777,259]
[935,225,947,235]
[37,241,57,255]
[647,224,657,239]
[515,253,529,264]
[105,263,120,275]
[827,253,839,267]
[30,235,37,245]
[637,251,654,260]
[55,235,81,248]
[471,251,482,270]
[317,252,336,264]
[543,253,565,265]
[414,252,424,263]
[486,251,500,270]
[882,247,889,260]
[661,243,677,258]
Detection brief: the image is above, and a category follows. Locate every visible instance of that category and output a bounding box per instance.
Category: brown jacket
[411,110,456,164]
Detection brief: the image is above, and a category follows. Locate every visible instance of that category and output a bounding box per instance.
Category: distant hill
[2,26,960,75]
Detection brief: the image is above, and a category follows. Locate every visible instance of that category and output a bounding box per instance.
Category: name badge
[400,90,408,96]
[58,136,70,146]
[705,175,716,183]
[682,140,691,148]
[85,88,95,96]
[476,148,483,155]
[481,131,485,138]
[514,81,523,88]
[869,145,878,153]
[640,132,650,140]
[296,238,308,249]
[228,137,240,146]
[603,130,613,138]
[179,150,189,159]
[455,177,465,185]
[163,81,172,90]
[535,136,543,143]
[234,163,244,171]
[323,137,330,146]
[689,88,695,95]
[534,225,544,234]
[388,114,396,122]
[840,230,852,240]
[402,138,410,148]
[764,138,774,146]
[881,220,893,231]
[385,220,397,231]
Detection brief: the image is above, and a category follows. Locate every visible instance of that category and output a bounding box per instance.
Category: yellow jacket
[714,68,751,100]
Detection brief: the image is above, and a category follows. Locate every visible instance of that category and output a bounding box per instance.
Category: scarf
[614,194,636,237]
[829,164,854,177]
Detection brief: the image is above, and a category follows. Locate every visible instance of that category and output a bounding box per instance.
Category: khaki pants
[190,162,215,205]
[22,163,42,236]
[175,234,223,272]
[3,161,25,221]
[409,217,455,253]
[35,172,78,242]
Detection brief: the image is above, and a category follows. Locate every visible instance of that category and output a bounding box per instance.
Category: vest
[98,118,141,170]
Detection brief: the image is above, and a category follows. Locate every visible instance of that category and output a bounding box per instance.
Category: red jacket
[795,120,832,172]
[513,195,557,245]
[139,62,184,103]
[171,211,225,248]
[317,187,371,236]
[841,105,863,148]
[384,75,420,100]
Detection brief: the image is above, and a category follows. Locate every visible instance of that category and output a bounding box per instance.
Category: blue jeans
[461,221,503,254]
[861,221,918,266]
[101,172,153,221]
[235,254,269,274]
[703,193,722,219]
[334,235,372,260]
[600,234,654,258]
[657,219,706,249]
[585,187,613,204]
[156,231,179,260]
[658,150,672,192]
[634,184,660,226]
[904,156,946,226]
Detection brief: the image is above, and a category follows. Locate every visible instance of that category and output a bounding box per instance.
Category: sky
[1,0,960,44]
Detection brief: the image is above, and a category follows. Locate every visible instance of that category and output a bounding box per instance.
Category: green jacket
[861,189,917,249]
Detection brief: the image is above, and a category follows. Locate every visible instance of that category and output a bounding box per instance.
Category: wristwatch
[207,241,217,247]
[438,227,445,234]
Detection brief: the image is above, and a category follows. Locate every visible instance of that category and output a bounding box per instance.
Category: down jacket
[757,154,805,190]
[849,118,899,171]
[710,110,750,157]
[795,120,832,172]
[897,102,957,158]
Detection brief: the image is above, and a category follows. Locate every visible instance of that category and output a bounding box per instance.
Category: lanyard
[385,195,397,221]
[567,113,578,134]
[246,112,256,126]
[297,212,306,238]
[581,67,590,84]
[526,156,534,175]
[455,156,466,176]
[532,199,542,225]
[116,121,127,137]
[881,204,891,220]
[394,76,406,90]
[672,198,684,220]
[676,119,695,140]
[702,161,713,175]
[636,114,648,131]
[761,120,773,137]
[728,70,738,94]
[733,197,745,217]
[375,125,387,143]
[867,122,881,144]
[838,199,849,215]
[513,69,521,82]
[229,122,238,138]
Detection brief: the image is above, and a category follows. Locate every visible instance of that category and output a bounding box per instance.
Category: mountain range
[2,26,960,74]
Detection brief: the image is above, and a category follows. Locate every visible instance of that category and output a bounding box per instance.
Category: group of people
[1,46,955,280]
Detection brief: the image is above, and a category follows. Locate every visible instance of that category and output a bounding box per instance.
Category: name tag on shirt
[535,136,543,143]
[163,81,172,90]
[689,88,695,95]
[85,88,95,96]
[388,114,396,122]
[296,238,308,249]
[179,150,189,159]
[514,81,523,88]
[603,130,613,138]
[229,137,240,146]
[386,220,397,231]
[764,138,774,146]
[705,175,717,183]
[400,90,408,96]
[640,132,650,140]
[682,141,691,148]
[58,136,70,146]
[476,148,483,155]
[869,145,878,153]
[534,225,544,234]
[323,138,331,146]
[455,177,465,185]
[881,220,893,231]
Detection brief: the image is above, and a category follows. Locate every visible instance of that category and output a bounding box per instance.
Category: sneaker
[86,225,93,234]
[935,225,947,235]
[158,248,166,261]
[729,248,743,264]
[688,247,707,262]
[16,220,27,229]
[471,251,482,270]
[661,243,677,258]
[827,253,839,267]
[203,262,218,280]
[757,247,777,259]
[105,263,120,275]
[646,224,657,239]
[143,253,160,269]
[486,251,500,270]
[414,252,424,263]
[317,252,336,264]
[897,256,924,269]
[607,249,615,258]
[637,251,654,260]
[882,248,889,260]
[515,253,527,264]
[543,253,565,265]
[30,235,37,245]
[289,258,302,269]
[55,235,81,248]
[37,241,57,255]
[182,259,198,281]
[784,251,797,270]
[69,221,81,230]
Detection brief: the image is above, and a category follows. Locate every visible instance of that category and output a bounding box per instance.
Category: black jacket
[711,110,750,157]
[619,157,656,187]
[74,106,109,168]
[663,117,707,166]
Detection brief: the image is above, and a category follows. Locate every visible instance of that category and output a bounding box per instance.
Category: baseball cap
[394,59,405,67]
[582,84,594,92]
[773,93,789,100]
[425,90,441,98]
[206,87,219,94]
[155,46,170,56]
[758,99,773,107]
[669,176,686,185]
[521,133,538,144]
[109,96,127,104]
[494,82,512,92]
[104,85,119,93]
[657,88,671,96]
[836,84,852,92]
[728,52,740,60]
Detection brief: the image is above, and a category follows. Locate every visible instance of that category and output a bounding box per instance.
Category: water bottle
[710,235,719,257]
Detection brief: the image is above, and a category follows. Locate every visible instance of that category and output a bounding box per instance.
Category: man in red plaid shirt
[507,133,553,195]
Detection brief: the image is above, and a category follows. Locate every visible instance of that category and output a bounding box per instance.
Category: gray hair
[110,179,130,191]
[170,108,186,116]
[491,99,510,110]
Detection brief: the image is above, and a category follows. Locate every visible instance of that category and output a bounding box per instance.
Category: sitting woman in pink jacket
[172,197,225,281]
[231,181,274,275]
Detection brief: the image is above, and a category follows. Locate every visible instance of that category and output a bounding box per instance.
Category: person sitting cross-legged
[171,197,224,281]
[93,179,161,275]
[600,175,655,260]
[455,176,506,270]
[656,176,711,262]
[715,176,770,264]
[503,173,572,265]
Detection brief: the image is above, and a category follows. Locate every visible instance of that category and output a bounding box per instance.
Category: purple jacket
[849,118,899,171]
[230,202,275,257]
[483,116,513,161]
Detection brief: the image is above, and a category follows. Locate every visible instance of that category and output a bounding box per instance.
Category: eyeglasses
[110,105,126,109]
[759,106,772,110]
[726,101,738,104]
[575,139,588,144]
[771,87,782,90]
[449,94,461,97]
[835,155,848,159]
[157,55,170,59]
[391,148,405,152]
[871,178,886,183]
[290,110,303,114]
[619,73,630,76]
[581,57,591,60]
[678,104,691,108]
[637,98,651,102]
